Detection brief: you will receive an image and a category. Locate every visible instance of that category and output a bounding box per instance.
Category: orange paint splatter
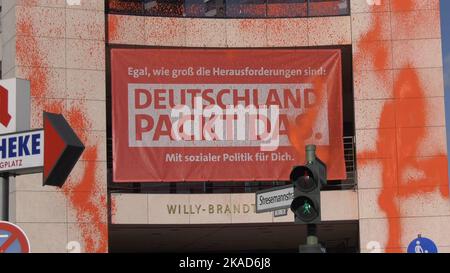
[108,15,119,43]
[356,1,449,252]
[356,14,389,72]
[66,108,91,143]
[15,8,107,253]
[391,0,414,11]
[288,78,326,161]
[63,148,108,253]
[110,195,118,222]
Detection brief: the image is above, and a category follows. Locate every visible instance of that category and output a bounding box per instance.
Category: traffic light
[290,146,327,224]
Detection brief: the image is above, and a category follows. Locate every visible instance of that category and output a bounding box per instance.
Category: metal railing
[324,136,357,190]
[344,136,357,183]
[107,0,350,18]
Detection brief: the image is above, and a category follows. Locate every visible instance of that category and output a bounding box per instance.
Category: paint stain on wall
[15,8,107,253]
[288,78,326,161]
[391,0,414,11]
[105,2,450,253]
[108,14,119,43]
[356,0,448,252]
[63,147,107,253]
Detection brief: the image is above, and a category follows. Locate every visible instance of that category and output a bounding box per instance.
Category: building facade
[0,0,449,253]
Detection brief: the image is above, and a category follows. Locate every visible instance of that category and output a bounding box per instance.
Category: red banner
[111,48,345,182]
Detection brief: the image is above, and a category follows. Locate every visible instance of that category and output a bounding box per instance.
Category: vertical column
[390,0,450,253]
[0,176,8,221]
[65,0,107,254]
[16,1,69,253]
[353,0,450,253]
[351,0,395,253]
[0,0,108,253]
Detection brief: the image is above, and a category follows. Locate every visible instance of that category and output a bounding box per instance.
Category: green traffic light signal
[290,196,319,222]
[303,201,312,215]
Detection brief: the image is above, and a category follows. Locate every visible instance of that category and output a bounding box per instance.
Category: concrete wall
[1,0,107,253]
[1,0,448,253]
[352,0,450,253]
[108,0,450,253]
[108,14,351,47]
[112,191,359,225]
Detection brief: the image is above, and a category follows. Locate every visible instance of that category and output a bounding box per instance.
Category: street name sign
[255,185,294,213]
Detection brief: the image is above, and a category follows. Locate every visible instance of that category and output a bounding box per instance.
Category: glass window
[143,0,184,16]
[226,0,267,18]
[267,0,307,18]
[108,0,350,18]
[308,0,349,16]
[185,0,226,17]
[109,0,145,14]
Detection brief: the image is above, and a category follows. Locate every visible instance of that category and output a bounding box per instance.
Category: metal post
[0,174,9,221]
[299,224,325,253]
[306,224,318,245]
[305,144,316,163]
[306,0,310,17]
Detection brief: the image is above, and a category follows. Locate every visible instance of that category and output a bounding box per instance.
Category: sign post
[0,176,7,221]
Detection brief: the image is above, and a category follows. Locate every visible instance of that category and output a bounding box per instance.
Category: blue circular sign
[407,236,438,253]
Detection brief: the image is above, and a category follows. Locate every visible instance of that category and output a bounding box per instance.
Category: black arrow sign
[43,112,85,187]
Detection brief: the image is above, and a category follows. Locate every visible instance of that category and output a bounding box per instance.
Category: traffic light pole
[0,174,9,221]
[299,145,325,253]
[305,145,316,163]
[298,218,326,253]
[305,144,318,247]
[306,224,318,245]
